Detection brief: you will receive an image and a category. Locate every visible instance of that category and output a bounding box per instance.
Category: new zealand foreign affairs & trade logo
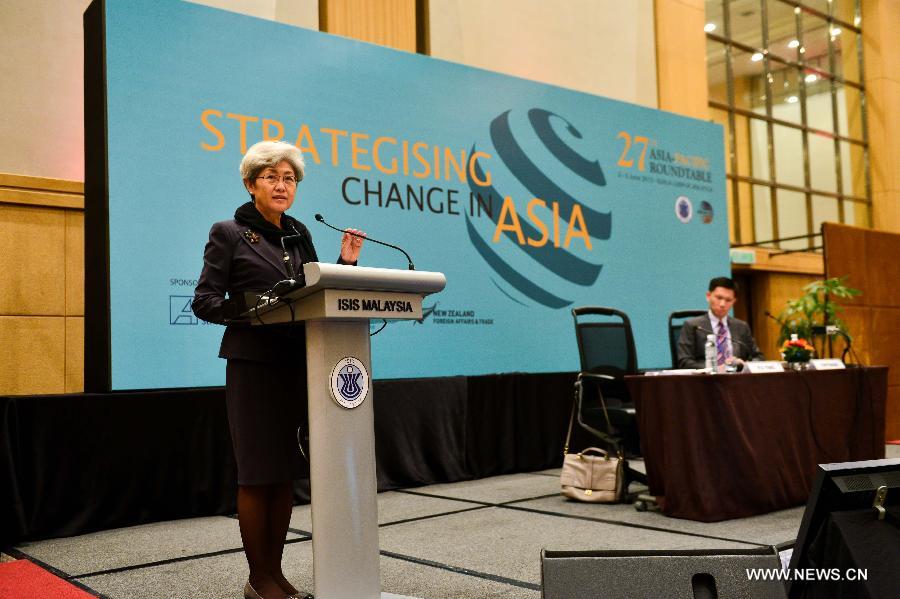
[329,357,370,409]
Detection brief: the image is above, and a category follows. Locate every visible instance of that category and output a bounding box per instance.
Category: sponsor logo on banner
[429,307,493,326]
[675,196,693,223]
[698,200,714,224]
[329,357,370,409]
[169,296,197,325]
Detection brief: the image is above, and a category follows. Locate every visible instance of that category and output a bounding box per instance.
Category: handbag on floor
[560,387,626,503]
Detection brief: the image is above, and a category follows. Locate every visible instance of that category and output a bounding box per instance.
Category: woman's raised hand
[340,228,366,263]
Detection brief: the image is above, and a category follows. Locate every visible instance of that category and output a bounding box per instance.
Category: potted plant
[776,277,860,359]
[781,335,815,369]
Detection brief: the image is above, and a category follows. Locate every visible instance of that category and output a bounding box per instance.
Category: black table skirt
[1,372,581,547]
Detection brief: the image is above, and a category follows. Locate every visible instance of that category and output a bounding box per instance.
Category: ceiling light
[788,39,800,48]
[799,47,806,54]
[751,52,764,62]
[704,23,717,33]
[831,27,842,36]
[786,96,799,104]
[805,73,818,83]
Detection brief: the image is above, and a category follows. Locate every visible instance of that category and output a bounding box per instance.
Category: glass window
[710,107,732,173]
[770,66,803,125]
[812,195,840,229]
[773,124,805,188]
[753,184,774,243]
[777,190,809,250]
[726,178,737,240]
[836,84,863,139]
[800,12,832,76]
[733,112,754,178]
[749,117,770,181]
[765,0,798,62]
[802,0,831,18]
[808,133,839,193]
[707,39,729,104]
[832,0,860,27]
[733,45,767,110]
[843,199,859,226]
[831,26,860,83]
[706,0,869,244]
[805,86,835,133]
[705,0,724,36]
[840,140,866,197]
[728,0,764,50]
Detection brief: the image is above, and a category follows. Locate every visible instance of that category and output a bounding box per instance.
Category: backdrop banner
[101,0,727,389]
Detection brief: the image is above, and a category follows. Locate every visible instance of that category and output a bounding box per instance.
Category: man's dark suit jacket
[676,313,765,369]
[192,218,321,364]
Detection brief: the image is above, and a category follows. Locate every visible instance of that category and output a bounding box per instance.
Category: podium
[246,262,446,598]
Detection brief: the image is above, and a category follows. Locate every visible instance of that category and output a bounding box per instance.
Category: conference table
[625,367,887,522]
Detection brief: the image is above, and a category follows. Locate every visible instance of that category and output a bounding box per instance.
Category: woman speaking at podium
[192,140,364,599]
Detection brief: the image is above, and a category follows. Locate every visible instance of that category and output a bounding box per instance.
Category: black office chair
[668,310,706,368]
[571,307,643,463]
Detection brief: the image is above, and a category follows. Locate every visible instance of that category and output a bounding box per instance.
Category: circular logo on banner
[675,196,693,223]
[329,357,370,409]
[698,200,714,224]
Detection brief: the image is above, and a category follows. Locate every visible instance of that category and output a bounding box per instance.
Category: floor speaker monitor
[541,547,787,599]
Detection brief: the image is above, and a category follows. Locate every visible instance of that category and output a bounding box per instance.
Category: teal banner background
[104,0,727,389]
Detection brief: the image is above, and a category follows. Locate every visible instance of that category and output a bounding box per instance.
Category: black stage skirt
[225,359,309,485]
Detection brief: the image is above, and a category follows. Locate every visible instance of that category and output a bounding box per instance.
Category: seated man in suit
[676,277,765,370]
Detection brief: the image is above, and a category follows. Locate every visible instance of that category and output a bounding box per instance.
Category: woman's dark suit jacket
[191,218,319,363]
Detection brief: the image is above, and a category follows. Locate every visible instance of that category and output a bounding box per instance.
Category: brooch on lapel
[242,230,260,244]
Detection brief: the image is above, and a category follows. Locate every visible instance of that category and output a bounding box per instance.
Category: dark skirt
[225,359,309,485]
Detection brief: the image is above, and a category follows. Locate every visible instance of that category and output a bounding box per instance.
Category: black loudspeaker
[541,548,787,599]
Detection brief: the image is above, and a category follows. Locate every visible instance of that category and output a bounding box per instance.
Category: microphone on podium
[314,213,415,271]
[764,310,786,327]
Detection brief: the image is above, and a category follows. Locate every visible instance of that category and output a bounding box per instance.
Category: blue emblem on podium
[329,357,369,409]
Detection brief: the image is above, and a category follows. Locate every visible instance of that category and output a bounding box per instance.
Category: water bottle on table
[704,334,717,373]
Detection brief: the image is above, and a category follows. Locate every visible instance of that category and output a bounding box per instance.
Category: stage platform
[8,452,872,599]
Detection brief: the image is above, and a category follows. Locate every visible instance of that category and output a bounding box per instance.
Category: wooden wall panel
[865,230,900,307]
[321,0,416,52]
[862,0,900,233]
[0,316,66,394]
[822,224,868,303]
[887,386,900,443]
[1,173,84,394]
[0,204,66,316]
[744,271,820,360]
[824,223,900,439]
[66,316,84,393]
[0,174,84,209]
[654,0,708,119]
[839,305,873,362]
[870,308,900,387]
[66,210,85,316]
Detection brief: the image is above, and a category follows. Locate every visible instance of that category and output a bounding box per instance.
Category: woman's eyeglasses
[257,174,298,186]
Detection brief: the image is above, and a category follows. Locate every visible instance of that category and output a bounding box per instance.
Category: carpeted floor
[8,446,899,598]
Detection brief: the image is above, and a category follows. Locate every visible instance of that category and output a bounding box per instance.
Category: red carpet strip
[0,560,96,599]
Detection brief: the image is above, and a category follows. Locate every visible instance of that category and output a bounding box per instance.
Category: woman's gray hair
[239,140,305,183]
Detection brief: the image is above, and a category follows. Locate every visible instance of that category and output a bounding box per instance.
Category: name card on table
[810,358,846,370]
[745,361,785,373]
